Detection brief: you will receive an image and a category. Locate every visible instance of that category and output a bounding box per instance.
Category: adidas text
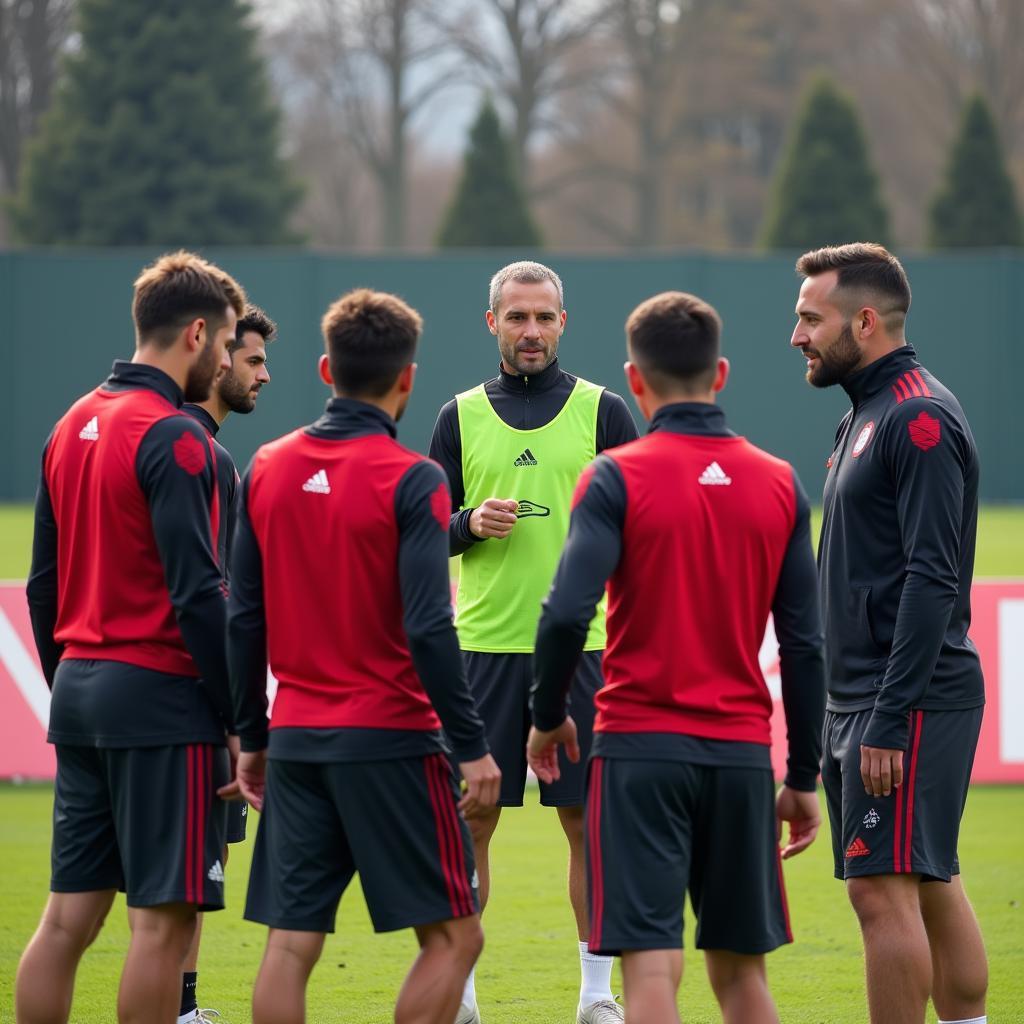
[698,461,731,486]
[513,448,538,467]
[302,469,331,494]
[79,416,99,441]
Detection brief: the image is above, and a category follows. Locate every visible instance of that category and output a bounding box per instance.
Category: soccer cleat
[454,1002,481,1024]
[577,997,624,1023]
[195,1011,223,1023]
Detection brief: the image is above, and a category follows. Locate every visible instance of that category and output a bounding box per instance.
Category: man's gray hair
[488,261,564,313]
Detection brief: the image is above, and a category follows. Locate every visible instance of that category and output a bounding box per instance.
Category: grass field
[1,503,1023,1022]
[1,783,1023,1024]
[2,503,1024,581]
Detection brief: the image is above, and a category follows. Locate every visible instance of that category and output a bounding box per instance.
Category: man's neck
[335,390,400,421]
[131,347,188,393]
[195,395,229,426]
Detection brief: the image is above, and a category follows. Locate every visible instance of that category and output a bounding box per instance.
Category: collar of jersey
[648,402,735,438]
[306,397,397,440]
[104,359,183,407]
[841,344,919,404]
[495,356,563,394]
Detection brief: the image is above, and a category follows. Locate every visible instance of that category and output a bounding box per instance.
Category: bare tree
[0,0,74,193]
[447,0,609,184]
[275,0,462,248]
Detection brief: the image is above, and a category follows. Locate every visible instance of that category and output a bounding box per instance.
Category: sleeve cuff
[240,731,269,753]
[783,770,819,793]
[862,709,910,751]
[531,709,568,732]
[450,735,490,763]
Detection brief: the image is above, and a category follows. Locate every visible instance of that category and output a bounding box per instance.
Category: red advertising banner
[1,581,1022,782]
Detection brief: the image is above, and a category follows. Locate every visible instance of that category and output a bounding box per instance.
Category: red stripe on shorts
[432,755,474,916]
[424,755,468,918]
[903,711,924,873]
[892,757,904,874]
[185,745,196,902]
[587,758,605,951]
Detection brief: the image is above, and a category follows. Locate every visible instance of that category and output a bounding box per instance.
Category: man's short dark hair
[132,251,246,349]
[321,288,422,397]
[796,242,911,331]
[232,304,277,352]
[626,292,722,395]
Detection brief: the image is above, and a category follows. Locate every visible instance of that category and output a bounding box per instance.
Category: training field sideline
[0,784,1022,1023]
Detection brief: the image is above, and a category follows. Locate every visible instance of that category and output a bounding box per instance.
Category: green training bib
[455,377,607,652]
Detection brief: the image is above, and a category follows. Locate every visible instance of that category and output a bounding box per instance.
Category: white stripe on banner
[0,607,50,730]
[999,600,1024,763]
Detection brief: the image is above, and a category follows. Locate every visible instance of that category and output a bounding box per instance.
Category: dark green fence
[2,249,1021,502]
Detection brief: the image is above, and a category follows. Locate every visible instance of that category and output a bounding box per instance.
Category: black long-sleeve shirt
[429,358,639,553]
[531,403,826,790]
[228,398,489,763]
[27,361,231,746]
[819,345,985,750]
[182,403,239,573]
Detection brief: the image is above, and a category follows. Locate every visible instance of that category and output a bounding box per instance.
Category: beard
[183,338,222,402]
[217,369,259,414]
[806,323,862,388]
[497,334,557,375]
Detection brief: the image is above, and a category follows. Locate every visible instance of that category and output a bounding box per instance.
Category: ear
[856,306,880,339]
[318,353,333,386]
[558,308,567,333]
[184,317,206,353]
[711,357,729,394]
[624,361,645,399]
[397,362,416,394]
[485,309,498,335]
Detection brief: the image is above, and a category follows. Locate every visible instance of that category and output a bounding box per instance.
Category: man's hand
[228,749,268,811]
[775,785,821,859]
[526,718,580,784]
[860,745,904,797]
[216,734,243,801]
[457,754,501,818]
[469,498,519,540]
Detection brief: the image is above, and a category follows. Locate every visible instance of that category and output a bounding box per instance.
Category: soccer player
[177,303,275,1024]
[528,291,826,1024]
[428,260,638,1024]
[227,288,501,1024]
[791,243,988,1024]
[19,252,244,1024]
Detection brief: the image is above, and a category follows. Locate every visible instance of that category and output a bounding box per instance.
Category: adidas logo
[207,859,225,882]
[698,461,731,486]
[845,837,871,859]
[513,448,538,467]
[78,416,99,441]
[302,469,331,494]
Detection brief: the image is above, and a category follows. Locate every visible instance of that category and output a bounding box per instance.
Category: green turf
[4,503,1023,581]
[0,784,1022,1023]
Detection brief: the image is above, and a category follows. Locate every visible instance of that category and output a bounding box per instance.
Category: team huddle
[16,245,987,1024]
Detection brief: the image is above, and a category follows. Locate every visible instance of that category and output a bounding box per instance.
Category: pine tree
[928,93,1023,248]
[438,97,541,248]
[761,77,889,249]
[11,0,299,245]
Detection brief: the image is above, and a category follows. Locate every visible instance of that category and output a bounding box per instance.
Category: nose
[790,324,806,349]
[258,366,270,384]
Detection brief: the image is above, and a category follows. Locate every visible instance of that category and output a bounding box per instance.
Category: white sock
[579,941,615,1006]
[938,1017,986,1023]
[461,966,476,1009]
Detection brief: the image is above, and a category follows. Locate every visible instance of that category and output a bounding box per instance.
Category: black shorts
[226,801,248,845]
[464,649,601,807]
[585,757,791,957]
[245,753,479,934]
[821,706,983,882]
[51,743,229,910]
